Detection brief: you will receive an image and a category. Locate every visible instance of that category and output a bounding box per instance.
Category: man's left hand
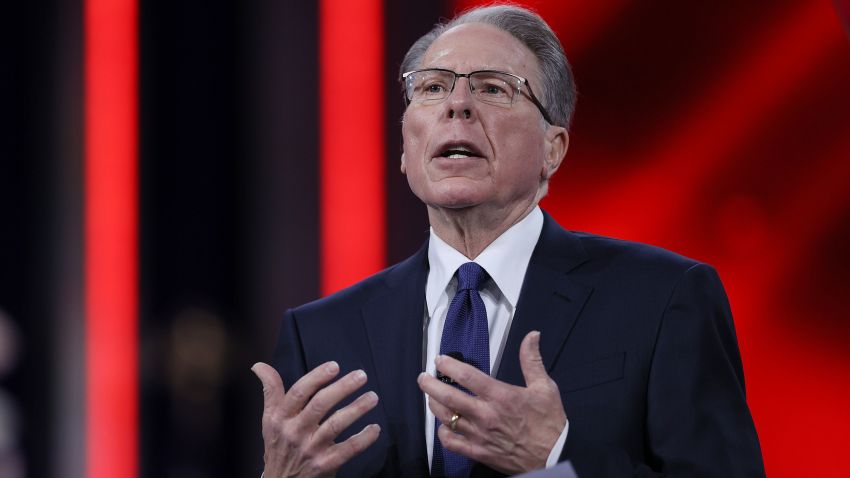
[417,331,567,475]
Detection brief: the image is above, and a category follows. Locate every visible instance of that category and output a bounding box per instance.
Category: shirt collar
[426,206,544,316]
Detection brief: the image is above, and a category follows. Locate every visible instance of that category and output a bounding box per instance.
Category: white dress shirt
[423,206,568,470]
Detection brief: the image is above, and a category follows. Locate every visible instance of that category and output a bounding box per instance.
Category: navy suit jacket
[273,212,765,477]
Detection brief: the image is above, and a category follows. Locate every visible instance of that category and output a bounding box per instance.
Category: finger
[299,369,369,429]
[281,361,340,417]
[519,331,549,386]
[437,422,482,462]
[428,394,474,437]
[427,393,452,423]
[251,362,286,414]
[321,423,381,472]
[314,390,379,443]
[418,372,480,421]
[434,354,496,398]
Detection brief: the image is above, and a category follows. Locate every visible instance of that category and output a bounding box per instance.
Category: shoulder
[538,212,712,288]
[574,231,700,272]
[292,269,389,319]
[290,242,429,320]
[572,231,723,295]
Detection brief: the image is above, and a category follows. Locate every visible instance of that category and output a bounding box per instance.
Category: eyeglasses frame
[401,68,554,125]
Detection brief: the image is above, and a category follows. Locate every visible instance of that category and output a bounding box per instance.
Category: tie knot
[456,262,488,292]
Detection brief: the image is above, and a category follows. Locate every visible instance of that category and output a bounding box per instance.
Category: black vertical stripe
[384,1,448,265]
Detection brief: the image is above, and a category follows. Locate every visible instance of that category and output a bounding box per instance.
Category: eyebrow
[424,65,519,75]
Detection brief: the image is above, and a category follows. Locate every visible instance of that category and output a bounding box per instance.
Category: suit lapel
[496,212,593,386]
[354,214,591,472]
[360,243,430,473]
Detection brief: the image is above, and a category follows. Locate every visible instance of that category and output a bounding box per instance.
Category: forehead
[420,23,538,78]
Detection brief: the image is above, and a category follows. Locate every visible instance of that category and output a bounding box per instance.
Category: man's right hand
[252,361,381,477]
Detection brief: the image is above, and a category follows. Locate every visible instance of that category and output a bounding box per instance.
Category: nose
[445,77,476,121]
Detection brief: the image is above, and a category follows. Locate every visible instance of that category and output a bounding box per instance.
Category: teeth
[441,145,477,158]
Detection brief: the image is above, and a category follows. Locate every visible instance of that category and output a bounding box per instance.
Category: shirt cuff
[545,419,569,468]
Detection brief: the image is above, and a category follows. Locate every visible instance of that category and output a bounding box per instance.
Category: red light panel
[84,0,139,477]
[319,0,386,295]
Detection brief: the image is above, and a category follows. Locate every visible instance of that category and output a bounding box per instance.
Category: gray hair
[400,4,576,129]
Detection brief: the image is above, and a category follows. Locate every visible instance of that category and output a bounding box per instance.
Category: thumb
[519,331,549,387]
[251,362,286,413]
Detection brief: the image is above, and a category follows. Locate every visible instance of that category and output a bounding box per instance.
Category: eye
[424,82,447,94]
[412,74,451,101]
[481,83,507,95]
[471,74,513,102]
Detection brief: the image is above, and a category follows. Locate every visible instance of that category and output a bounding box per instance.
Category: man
[252,5,765,477]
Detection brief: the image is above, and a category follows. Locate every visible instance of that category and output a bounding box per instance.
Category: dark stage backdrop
[1,1,848,477]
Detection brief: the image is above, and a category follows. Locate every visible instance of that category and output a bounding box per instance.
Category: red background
[2,1,848,476]
[453,1,850,475]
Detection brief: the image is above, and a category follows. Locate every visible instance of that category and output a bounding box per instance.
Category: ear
[400,152,407,174]
[542,126,568,180]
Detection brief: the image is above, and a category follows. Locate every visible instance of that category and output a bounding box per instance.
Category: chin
[427,194,487,211]
[424,182,486,207]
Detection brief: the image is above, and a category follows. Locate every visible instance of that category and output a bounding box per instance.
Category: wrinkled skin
[255,21,570,478]
[418,331,567,474]
[401,23,568,258]
[252,362,380,477]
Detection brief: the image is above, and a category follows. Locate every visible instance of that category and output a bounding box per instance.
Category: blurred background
[2,0,849,477]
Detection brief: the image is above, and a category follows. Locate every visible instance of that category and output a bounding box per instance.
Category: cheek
[488,121,547,179]
[400,122,424,179]
[402,111,429,154]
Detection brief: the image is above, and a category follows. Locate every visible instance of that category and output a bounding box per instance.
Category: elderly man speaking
[251,5,765,478]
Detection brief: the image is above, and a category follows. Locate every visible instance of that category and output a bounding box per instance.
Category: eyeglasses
[401,68,553,124]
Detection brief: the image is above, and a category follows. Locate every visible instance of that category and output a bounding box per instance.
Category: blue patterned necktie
[432,262,490,478]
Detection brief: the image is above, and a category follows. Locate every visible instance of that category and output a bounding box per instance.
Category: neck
[428,199,538,259]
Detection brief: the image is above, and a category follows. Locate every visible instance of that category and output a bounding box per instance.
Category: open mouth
[437,142,483,159]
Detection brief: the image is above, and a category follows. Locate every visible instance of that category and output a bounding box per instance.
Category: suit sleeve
[561,263,765,477]
[272,308,309,390]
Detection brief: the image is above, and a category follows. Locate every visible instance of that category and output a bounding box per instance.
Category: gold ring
[449,413,461,432]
